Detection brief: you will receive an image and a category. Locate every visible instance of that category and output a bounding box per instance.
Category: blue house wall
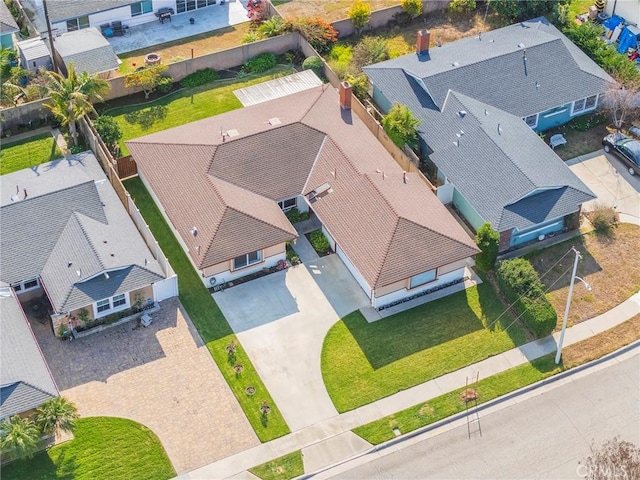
[452,188,485,231]
[1,33,14,49]
[510,216,565,247]
[531,97,601,132]
[371,86,392,115]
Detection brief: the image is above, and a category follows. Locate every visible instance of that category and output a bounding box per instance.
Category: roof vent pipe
[403,171,407,184]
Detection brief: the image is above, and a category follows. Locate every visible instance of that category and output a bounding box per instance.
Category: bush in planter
[496,258,557,337]
[285,207,310,224]
[589,203,618,235]
[309,230,330,253]
[156,75,173,94]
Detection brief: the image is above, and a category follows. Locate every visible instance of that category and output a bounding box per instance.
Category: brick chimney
[339,81,352,110]
[416,29,430,55]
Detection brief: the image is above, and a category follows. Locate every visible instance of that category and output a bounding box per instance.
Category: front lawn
[0,133,63,175]
[353,314,640,445]
[321,283,528,412]
[124,177,289,442]
[249,451,304,480]
[103,65,295,156]
[1,417,175,480]
[526,224,640,327]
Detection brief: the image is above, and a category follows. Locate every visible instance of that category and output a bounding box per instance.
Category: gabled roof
[1,293,57,418]
[0,1,19,34]
[34,0,134,23]
[0,153,165,313]
[54,28,120,75]
[17,37,51,62]
[128,79,478,287]
[364,17,614,117]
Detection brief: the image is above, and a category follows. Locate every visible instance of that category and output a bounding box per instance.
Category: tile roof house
[0,152,175,337]
[0,0,19,49]
[127,79,479,309]
[1,290,58,420]
[53,27,120,77]
[364,18,607,251]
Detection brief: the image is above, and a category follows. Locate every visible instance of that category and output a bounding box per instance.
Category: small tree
[601,84,640,131]
[0,415,41,460]
[94,115,123,156]
[475,222,499,272]
[125,64,169,99]
[35,397,79,436]
[401,0,423,18]
[348,0,371,35]
[579,437,640,480]
[290,18,338,54]
[382,103,421,149]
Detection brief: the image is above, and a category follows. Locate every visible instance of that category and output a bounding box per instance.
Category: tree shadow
[344,287,485,370]
[123,105,168,130]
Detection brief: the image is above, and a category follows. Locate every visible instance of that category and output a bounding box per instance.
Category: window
[95,293,130,317]
[66,15,89,31]
[409,269,437,289]
[131,1,153,16]
[113,293,127,308]
[97,298,111,313]
[233,250,262,270]
[572,95,597,115]
[278,197,297,211]
[523,114,538,128]
[176,0,186,13]
[11,277,40,293]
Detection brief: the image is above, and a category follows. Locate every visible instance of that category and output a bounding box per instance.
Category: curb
[299,339,640,479]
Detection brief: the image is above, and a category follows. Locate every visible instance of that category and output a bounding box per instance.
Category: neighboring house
[16,37,51,72]
[364,18,604,251]
[0,152,176,337]
[0,1,19,49]
[53,27,120,77]
[0,289,58,420]
[605,0,640,26]
[127,78,479,309]
[22,0,223,35]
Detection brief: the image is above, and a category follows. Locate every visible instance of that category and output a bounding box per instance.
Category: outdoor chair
[100,23,112,37]
[111,21,127,37]
[549,134,567,150]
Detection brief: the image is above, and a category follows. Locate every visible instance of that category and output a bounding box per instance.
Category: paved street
[332,350,640,480]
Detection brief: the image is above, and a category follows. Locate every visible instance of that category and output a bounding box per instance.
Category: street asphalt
[330,348,640,480]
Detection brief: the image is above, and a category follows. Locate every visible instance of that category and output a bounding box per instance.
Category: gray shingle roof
[0,1,19,34]
[54,28,120,75]
[1,293,57,418]
[17,37,51,63]
[40,0,134,23]
[364,18,600,232]
[364,17,614,117]
[0,152,165,314]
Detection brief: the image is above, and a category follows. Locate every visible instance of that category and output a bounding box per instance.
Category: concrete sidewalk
[178,291,640,479]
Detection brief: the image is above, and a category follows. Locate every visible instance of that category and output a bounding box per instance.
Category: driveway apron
[214,255,369,431]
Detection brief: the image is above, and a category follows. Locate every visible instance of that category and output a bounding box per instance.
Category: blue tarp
[617,25,640,53]
[603,15,625,31]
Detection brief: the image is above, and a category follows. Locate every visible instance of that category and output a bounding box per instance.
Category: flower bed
[72,304,159,338]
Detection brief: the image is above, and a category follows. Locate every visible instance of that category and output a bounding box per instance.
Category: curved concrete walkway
[180,288,640,479]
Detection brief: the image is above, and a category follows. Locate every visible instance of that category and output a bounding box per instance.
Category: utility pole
[43,0,59,73]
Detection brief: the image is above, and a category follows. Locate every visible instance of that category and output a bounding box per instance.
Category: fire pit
[145,53,161,66]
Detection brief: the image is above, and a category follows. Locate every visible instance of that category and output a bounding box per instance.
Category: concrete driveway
[214,255,369,432]
[568,150,640,221]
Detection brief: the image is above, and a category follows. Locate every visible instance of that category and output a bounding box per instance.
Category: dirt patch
[274,0,399,21]
[545,123,609,161]
[527,223,640,327]
[562,315,640,368]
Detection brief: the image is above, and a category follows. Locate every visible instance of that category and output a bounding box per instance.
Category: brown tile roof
[127,84,478,282]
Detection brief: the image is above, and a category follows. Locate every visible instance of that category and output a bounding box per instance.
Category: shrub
[247,0,270,24]
[497,258,557,337]
[259,16,288,37]
[180,68,220,88]
[401,0,422,18]
[382,102,421,148]
[345,73,369,99]
[284,207,310,224]
[94,115,122,155]
[352,36,389,70]
[349,0,371,34]
[309,230,330,253]
[475,222,499,272]
[302,56,324,77]
[243,52,277,73]
[588,204,619,235]
[565,112,606,132]
[449,0,476,14]
[242,31,262,44]
[156,75,173,94]
[290,18,338,54]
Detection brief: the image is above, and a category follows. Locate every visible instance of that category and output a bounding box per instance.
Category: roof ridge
[373,217,402,287]
[300,85,329,123]
[226,205,295,236]
[301,134,328,194]
[400,216,478,251]
[73,212,106,271]
[1,179,95,210]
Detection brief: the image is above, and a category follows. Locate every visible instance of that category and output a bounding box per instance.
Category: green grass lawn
[353,355,561,445]
[322,283,528,412]
[103,65,295,156]
[0,133,63,175]
[124,177,289,442]
[1,417,175,480]
[249,451,304,480]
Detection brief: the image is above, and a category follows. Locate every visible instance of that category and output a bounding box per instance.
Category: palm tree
[0,415,41,459]
[34,397,79,436]
[43,62,109,147]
